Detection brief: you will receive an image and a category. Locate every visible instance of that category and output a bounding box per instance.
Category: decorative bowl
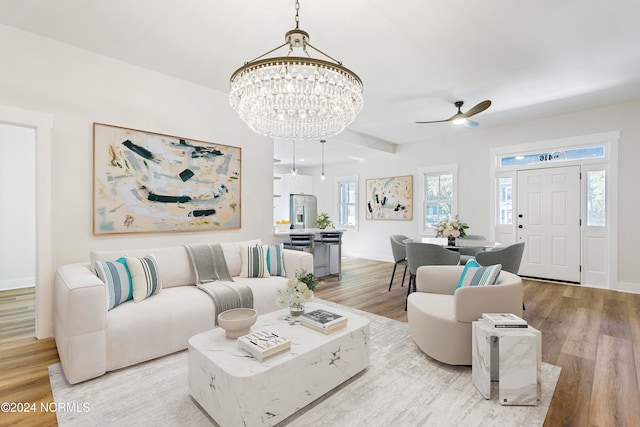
[217,308,258,338]
[275,223,291,232]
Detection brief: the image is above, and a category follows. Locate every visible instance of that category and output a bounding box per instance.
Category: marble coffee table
[188,303,370,427]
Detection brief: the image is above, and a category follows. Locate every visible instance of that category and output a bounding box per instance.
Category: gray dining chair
[475,242,526,310]
[475,242,525,275]
[457,234,487,265]
[388,235,409,291]
[406,242,460,309]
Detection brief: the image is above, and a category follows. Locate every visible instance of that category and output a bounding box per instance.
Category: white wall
[0,24,276,337]
[0,123,36,290]
[314,101,640,289]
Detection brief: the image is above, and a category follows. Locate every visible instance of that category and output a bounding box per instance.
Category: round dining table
[416,237,502,250]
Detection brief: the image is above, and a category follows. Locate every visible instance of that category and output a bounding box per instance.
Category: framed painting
[365,175,413,220]
[93,123,241,234]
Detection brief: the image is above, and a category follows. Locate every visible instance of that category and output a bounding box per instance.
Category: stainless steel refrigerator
[290,194,317,229]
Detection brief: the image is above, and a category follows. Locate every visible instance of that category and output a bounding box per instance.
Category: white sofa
[54,240,313,384]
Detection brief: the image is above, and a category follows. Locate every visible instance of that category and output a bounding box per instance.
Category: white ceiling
[2,0,640,167]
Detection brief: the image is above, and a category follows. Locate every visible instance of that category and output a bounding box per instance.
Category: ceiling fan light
[453,118,467,125]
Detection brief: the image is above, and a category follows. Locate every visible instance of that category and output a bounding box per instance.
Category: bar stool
[315,231,343,279]
[283,233,316,253]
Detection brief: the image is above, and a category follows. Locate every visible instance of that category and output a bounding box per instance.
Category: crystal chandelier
[229,0,363,140]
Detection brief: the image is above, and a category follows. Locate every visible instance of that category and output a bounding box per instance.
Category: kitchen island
[274,228,344,279]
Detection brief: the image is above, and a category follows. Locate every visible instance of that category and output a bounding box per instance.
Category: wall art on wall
[365,175,413,220]
[93,123,241,234]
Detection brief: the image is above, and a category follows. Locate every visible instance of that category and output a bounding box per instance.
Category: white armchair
[406,265,523,365]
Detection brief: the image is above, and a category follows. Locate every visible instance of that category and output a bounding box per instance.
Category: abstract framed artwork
[365,175,413,220]
[93,123,241,234]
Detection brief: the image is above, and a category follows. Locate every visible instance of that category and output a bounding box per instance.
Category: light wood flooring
[2,257,640,426]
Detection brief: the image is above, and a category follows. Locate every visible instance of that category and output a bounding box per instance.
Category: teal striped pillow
[457,263,502,289]
[266,243,286,277]
[126,255,162,302]
[240,244,270,278]
[94,257,132,310]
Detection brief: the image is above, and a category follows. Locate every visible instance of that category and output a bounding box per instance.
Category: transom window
[499,146,604,168]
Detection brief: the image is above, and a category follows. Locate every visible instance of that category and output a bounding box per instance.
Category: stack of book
[301,308,348,334]
[482,313,528,328]
[237,330,291,361]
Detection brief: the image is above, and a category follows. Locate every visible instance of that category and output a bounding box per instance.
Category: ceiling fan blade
[463,100,492,118]
[463,119,479,129]
[416,112,461,124]
[416,119,451,124]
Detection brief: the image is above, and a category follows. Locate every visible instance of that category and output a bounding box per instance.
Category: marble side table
[188,303,370,427]
[471,319,541,406]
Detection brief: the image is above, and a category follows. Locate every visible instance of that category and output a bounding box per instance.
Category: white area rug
[49,301,560,426]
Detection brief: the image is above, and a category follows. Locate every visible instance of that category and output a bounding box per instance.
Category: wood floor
[2,257,640,426]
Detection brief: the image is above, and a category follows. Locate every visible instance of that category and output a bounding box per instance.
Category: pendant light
[291,140,297,177]
[320,139,326,180]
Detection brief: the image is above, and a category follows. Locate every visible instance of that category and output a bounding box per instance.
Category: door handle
[518,225,523,229]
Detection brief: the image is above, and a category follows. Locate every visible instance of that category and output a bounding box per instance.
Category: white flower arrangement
[435,215,469,238]
[276,270,322,307]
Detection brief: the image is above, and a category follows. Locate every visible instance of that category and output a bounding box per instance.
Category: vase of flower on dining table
[435,215,469,247]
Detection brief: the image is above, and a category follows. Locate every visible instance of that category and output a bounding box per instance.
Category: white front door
[516,166,581,283]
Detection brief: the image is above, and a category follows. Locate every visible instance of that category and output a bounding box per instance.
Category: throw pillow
[266,243,286,277]
[456,259,479,289]
[239,244,270,278]
[457,263,502,289]
[94,257,132,310]
[126,255,163,302]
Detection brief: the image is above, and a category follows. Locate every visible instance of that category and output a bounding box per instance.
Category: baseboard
[615,281,640,295]
[342,251,392,263]
[0,277,35,291]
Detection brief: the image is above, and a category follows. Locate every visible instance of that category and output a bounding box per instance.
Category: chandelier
[229,0,363,140]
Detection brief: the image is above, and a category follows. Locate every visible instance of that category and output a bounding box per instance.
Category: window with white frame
[587,170,606,226]
[498,176,513,225]
[336,175,358,228]
[419,164,458,234]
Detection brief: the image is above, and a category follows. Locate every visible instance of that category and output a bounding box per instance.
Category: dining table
[416,237,502,251]
[421,237,502,251]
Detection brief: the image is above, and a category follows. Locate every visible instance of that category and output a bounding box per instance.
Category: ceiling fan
[416,100,492,129]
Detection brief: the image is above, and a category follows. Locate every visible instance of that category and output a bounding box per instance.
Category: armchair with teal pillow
[407,265,522,365]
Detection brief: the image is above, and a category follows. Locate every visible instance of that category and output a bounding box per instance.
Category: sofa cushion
[457,263,501,288]
[266,243,286,277]
[126,256,163,302]
[239,244,270,278]
[105,286,216,371]
[94,258,132,310]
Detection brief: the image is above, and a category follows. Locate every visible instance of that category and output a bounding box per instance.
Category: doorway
[0,105,53,338]
[0,124,36,291]
[516,166,581,283]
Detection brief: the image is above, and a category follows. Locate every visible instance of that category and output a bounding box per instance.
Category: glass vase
[448,236,456,246]
[289,300,305,317]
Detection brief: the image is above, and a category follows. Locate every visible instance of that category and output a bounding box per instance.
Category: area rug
[49,301,561,426]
